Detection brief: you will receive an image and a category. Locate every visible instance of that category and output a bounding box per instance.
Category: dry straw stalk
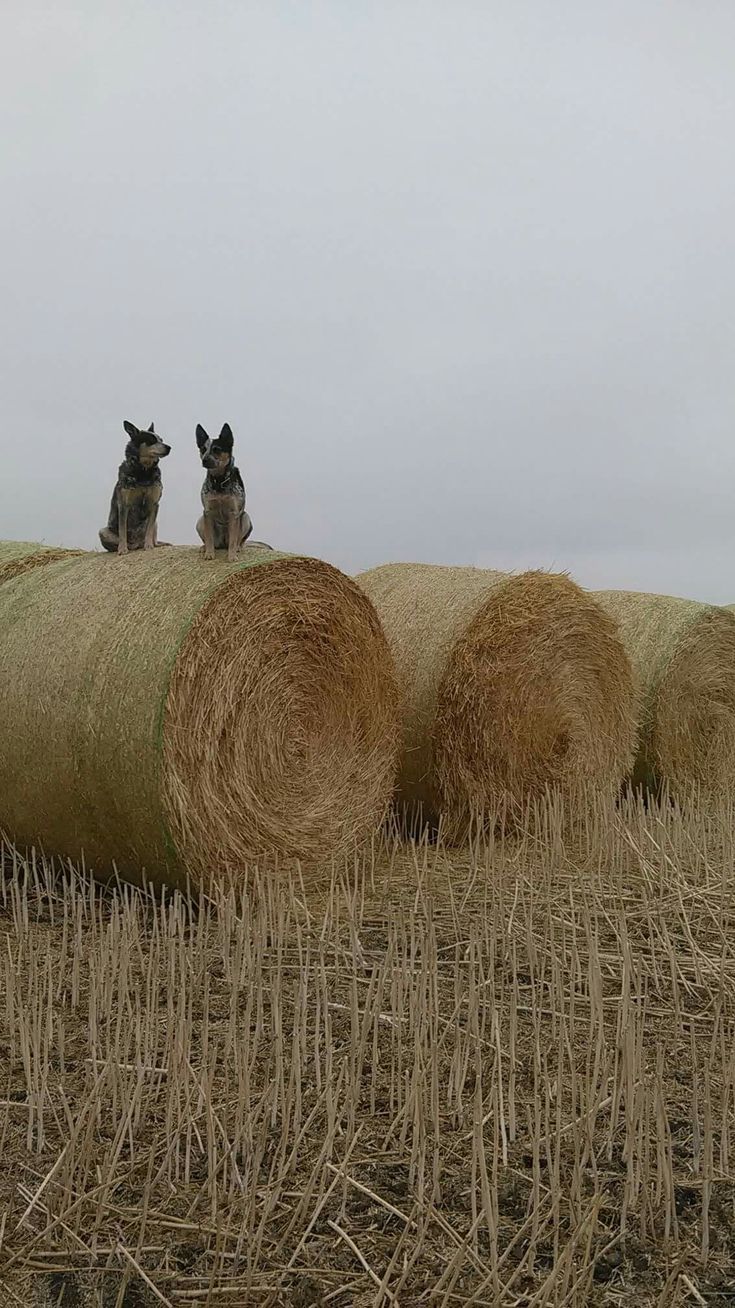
[0,539,84,587]
[357,563,635,834]
[595,590,735,796]
[0,545,399,887]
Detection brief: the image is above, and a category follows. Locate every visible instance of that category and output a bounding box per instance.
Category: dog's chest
[202,490,243,521]
[119,482,161,507]
[118,460,161,503]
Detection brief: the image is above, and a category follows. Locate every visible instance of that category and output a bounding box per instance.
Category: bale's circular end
[0,540,84,586]
[595,591,735,797]
[434,571,636,831]
[162,557,400,880]
[650,609,735,794]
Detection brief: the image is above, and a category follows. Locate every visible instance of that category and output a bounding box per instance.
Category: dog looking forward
[196,423,258,561]
[99,421,171,555]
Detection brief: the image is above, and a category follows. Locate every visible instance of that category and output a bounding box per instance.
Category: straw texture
[357,563,635,833]
[0,546,399,886]
[0,540,84,586]
[595,591,735,795]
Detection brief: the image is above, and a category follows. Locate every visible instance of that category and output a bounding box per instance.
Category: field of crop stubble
[1,790,734,1307]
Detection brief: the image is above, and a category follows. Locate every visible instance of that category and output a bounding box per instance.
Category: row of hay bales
[356,566,635,839]
[356,565,735,833]
[2,540,735,887]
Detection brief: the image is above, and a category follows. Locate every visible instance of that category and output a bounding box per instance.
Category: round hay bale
[0,539,84,586]
[356,563,635,834]
[594,590,735,796]
[0,547,399,887]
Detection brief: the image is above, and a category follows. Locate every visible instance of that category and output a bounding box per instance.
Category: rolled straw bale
[356,563,635,833]
[0,547,399,887]
[0,539,84,586]
[594,590,735,795]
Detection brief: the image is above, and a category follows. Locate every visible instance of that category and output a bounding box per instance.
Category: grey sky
[2,2,734,599]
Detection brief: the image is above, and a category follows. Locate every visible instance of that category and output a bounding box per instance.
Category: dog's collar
[122,457,160,485]
[207,462,240,491]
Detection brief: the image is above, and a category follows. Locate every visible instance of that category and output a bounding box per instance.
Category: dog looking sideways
[99,420,171,555]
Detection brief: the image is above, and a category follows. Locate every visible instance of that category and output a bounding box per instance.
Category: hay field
[1,793,734,1307]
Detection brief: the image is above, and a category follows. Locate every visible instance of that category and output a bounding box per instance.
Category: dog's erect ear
[123,419,141,443]
[195,424,209,452]
[148,422,155,433]
[218,423,234,452]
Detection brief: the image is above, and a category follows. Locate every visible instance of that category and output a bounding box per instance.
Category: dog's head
[196,423,234,475]
[123,420,171,467]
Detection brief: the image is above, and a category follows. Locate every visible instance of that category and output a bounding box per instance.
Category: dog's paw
[117,544,128,557]
[203,549,215,561]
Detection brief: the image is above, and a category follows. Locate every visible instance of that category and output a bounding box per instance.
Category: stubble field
[1,791,734,1306]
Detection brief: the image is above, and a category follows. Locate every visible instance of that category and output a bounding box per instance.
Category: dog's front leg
[202,513,216,561]
[144,485,162,551]
[143,503,157,551]
[117,497,129,555]
[227,512,241,563]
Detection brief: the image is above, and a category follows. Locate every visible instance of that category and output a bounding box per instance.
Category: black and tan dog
[99,420,171,555]
[196,422,268,561]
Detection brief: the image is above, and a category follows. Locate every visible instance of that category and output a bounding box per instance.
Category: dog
[196,423,272,560]
[99,421,171,555]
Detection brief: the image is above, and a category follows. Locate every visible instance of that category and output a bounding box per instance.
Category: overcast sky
[1,2,734,599]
